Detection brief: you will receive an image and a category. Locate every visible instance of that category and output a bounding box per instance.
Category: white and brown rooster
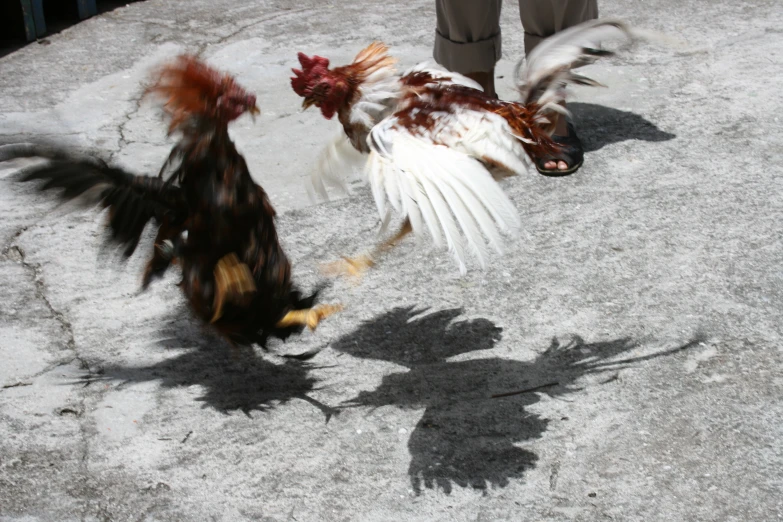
[292,19,642,276]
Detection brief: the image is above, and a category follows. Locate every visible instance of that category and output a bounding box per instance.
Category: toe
[544,160,557,170]
[558,160,569,171]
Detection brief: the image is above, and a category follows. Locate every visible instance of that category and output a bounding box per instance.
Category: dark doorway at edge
[1,0,144,58]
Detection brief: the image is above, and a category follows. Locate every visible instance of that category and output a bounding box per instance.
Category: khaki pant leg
[518,0,598,56]
[434,0,503,73]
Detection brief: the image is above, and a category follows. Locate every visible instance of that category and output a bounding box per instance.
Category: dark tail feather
[14,153,185,258]
[514,19,635,114]
[0,141,108,167]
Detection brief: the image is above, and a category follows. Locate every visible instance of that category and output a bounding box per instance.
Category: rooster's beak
[249,105,260,122]
[301,98,316,111]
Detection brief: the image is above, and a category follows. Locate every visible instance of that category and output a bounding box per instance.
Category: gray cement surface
[1,0,782,520]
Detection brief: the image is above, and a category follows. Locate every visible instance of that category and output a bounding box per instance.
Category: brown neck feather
[332,42,398,116]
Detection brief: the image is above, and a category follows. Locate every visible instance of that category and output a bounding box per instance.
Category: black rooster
[2,55,341,348]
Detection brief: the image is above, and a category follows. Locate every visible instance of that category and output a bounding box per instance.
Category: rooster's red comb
[291,53,331,96]
[146,54,253,133]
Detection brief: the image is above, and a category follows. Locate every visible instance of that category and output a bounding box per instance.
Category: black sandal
[535,121,585,176]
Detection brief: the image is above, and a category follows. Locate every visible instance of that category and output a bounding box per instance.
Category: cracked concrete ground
[1,0,782,520]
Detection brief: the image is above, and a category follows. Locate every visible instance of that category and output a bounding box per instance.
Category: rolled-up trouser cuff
[433,30,502,74]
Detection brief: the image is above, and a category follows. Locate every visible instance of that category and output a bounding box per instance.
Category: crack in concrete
[2,240,99,518]
[198,7,326,52]
[104,16,180,32]
[8,246,80,355]
[111,94,147,163]
[3,243,95,385]
[3,227,30,256]
[108,6,326,53]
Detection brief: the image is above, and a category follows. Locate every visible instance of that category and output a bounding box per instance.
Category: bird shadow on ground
[332,306,699,495]
[84,308,337,419]
[569,102,676,153]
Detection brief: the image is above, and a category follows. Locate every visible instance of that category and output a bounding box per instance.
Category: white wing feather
[438,109,532,178]
[310,131,367,201]
[367,117,522,273]
[425,158,489,268]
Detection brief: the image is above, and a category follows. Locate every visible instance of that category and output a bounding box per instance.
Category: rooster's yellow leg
[322,218,413,279]
[211,253,257,323]
[373,218,413,255]
[276,303,344,331]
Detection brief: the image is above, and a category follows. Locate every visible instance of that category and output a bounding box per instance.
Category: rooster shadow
[84,306,336,418]
[333,306,699,495]
[568,102,675,153]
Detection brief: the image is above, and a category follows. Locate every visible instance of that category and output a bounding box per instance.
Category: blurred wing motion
[367,110,524,273]
[293,19,648,274]
[515,19,635,132]
[6,144,185,258]
[309,130,367,200]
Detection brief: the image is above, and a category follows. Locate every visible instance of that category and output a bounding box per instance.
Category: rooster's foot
[276,303,343,331]
[320,255,374,281]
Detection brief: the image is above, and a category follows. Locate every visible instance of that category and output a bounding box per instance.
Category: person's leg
[519,0,598,57]
[519,0,598,172]
[434,0,503,97]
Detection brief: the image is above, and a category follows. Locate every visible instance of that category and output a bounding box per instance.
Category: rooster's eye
[311,84,329,99]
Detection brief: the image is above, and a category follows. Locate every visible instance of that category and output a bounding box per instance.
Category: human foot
[536,120,585,176]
